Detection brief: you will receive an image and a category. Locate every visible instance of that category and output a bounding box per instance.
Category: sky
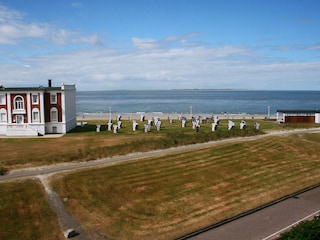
[0,0,320,91]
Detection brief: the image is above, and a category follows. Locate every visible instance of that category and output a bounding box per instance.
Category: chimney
[48,79,52,87]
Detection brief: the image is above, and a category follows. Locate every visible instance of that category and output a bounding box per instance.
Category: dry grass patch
[0,179,63,240]
[51,133,320,240]
[0,119,262,170]
[0,135,139,169]
[1,119,316,171]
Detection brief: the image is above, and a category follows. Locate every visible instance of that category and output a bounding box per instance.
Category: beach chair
[228,120,235,130]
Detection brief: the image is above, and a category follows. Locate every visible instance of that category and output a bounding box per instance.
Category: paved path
[185,186,320,240]
[38,175,93,240]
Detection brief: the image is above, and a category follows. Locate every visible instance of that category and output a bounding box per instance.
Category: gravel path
[38,175,93,240]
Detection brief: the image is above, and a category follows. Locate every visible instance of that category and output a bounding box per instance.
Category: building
[0,80,76,136]
[276,110,320,124]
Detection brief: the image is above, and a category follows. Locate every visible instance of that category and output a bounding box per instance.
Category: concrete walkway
[38,175,93,240]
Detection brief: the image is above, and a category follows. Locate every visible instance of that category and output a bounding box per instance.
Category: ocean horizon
[76,90,320,117]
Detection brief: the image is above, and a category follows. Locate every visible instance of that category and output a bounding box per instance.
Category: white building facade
[0,80,76,136]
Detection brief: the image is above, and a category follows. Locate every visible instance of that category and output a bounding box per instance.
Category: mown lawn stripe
[51,133,320,240]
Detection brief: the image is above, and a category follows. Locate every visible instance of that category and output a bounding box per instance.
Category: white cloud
[74,34,104,46]
[0,4,102,46]
[132,37,160,50]
[0,5,23,22]
[1,39,320,90]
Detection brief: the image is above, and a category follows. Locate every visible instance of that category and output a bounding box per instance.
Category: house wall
[0,93,8,133]
[0,82,76,136]
[44,84,76,134]
[0,125,6,135]
[284,116,315,123]
[0,91,46,136]
[44,92,62,123]
[315,113,320,124]
[62,84,76,132]
[45,92,63,133]
[29,92,41,123]
[0,93,8,111]
[45,122,65,134]
[10,93,27,123]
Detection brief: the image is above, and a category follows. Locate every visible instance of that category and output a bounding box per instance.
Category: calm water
[76,90,320,116]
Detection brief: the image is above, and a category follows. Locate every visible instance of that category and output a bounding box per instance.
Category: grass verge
[0,179,63,240]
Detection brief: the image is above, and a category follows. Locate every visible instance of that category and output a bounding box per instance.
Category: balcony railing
[13,109,26,114]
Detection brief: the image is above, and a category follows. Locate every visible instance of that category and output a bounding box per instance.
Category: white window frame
[0,94,5,104]
[13,95,26,114]
[50,93,57,104]
[0,108,7,122]
[50,107,58,122]
[32,108,40,122]
[14,96,24,110]
[32,94,38,104]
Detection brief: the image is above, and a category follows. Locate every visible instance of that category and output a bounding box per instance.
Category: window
[51,107,58,122]
[50,94,57,104]
[0,95,5,104]
[32,94,38,104]
[0,109,6,122]
[13,96,25,114]
[14,96,24,110]
[32,108,40,122]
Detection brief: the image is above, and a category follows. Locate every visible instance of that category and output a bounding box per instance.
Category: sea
[76,90,320,117]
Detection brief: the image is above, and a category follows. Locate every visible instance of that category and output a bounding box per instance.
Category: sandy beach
[77,112,272,121]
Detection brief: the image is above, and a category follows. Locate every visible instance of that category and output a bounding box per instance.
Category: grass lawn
[0,179,63,240]
[51,132,320,240]
[0,118,316,172]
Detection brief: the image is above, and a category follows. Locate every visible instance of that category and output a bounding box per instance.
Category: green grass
[0,179,63,240]
[51,133,320,240]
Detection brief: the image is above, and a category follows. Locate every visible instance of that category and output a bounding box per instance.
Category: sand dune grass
[51,133,320,240]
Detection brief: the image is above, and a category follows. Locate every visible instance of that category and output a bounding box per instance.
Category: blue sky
[0,0,319,90]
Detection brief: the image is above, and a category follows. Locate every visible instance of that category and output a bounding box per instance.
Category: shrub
[278,216,320,240]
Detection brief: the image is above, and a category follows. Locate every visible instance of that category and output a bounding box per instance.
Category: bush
[278,216,320,240]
